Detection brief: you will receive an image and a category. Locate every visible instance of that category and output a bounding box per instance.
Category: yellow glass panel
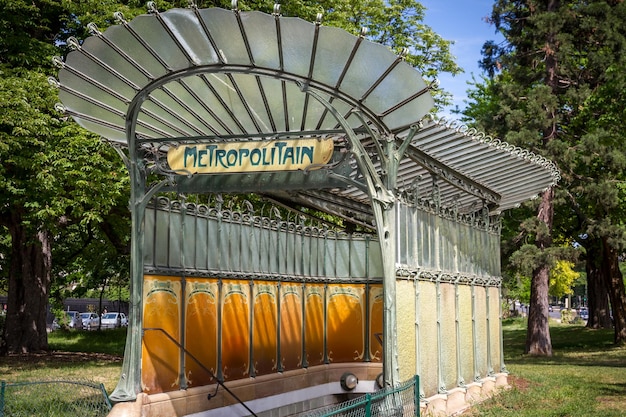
[440,282,457,389]
[221,280,250,380]
[396,280,416,380]
[142,275,181,393]
[305,284,325,365]
[474,286,488,377]
[253,282,277,376]
[489,286,502,372]
[417,281,438,397]
[327,284,365,362]
[185,279,219,388]
[369,285,383,362]
[281,283,303,371]
[458,284,474,385]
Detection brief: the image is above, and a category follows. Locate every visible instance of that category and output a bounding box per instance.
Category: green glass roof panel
[281,18,319,77]
[54,5,559,216]
[57,6,437,143]
[159,9,220,66]
[103,22,169,79]
[201,8,253,66]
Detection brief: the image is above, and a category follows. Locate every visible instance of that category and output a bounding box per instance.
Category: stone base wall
[108,363,382,417]
[107,370,508,417]
[420,373,509,416]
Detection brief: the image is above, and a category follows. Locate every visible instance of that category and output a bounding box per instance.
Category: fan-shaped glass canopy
[54,4,559,222]
[53,4,561,401]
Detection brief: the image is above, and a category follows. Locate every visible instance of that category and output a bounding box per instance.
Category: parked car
[80,312,100,330]
[100,312,128,329]
[52,311,83,330]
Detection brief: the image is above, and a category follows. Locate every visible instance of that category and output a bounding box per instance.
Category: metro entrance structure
[54,4,559,416]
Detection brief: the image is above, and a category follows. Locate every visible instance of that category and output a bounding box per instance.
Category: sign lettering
[167,138,334,174]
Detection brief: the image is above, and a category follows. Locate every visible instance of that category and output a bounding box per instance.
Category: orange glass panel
[142,275,181,394]
[369,285,383,362]
[185,279,219,387]
[327,284,365,363]
[252,282,277,376]
[304,284,325,366]
[221,280,250,380]
[280,283,303,371]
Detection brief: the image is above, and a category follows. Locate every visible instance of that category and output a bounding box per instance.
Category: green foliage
[503,273,531,305]
[549,260,579,298]
[0,0,65,70]
[503,259,583,306]
[0,0,134,353]
[0,71,63,231]
[50,306,68,327]
[0,69,131,312]
[465,2,626,338]
[560,308,576,324]
[468,0,626,247]
[1,0,463,351]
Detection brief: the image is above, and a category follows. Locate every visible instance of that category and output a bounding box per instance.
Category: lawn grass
[0,328,126,393]
[48,327,127,357]
[466,318,626,417]
[2,320,626,414]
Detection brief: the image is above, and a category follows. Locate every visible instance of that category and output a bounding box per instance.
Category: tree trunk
[585,239,612,329]
[602,237,626,345]
[524,0,560,357]
[525,187,554,356]
[2,212,51,354]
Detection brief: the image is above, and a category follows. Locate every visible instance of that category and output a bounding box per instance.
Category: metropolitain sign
[167,138,334,174]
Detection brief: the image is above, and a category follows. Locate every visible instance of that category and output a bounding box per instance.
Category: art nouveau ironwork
[52,2,560,410]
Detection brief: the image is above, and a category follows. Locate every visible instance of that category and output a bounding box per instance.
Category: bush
[560,308,575,323]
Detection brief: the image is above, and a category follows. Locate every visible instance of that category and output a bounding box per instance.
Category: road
[512,305,582,322]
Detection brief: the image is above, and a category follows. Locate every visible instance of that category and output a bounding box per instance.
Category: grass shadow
[469,319,626,417]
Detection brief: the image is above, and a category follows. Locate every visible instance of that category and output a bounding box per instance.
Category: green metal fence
[0,379,112,417]
[304,376,419,417]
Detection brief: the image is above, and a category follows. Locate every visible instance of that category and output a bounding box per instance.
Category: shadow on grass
[503,319,626,368]
[48,327,127,356]
[597,383,626,396]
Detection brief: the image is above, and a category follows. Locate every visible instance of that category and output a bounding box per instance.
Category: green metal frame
[107,55,424,398]
[305,375,420,417]
[0,380,112,417]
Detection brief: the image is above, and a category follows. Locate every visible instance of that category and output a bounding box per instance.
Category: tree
[0,0,135,352]
[570,31,626,338]
[1,0,462,352]
[465,0,566,355]
[549,260,579,299]
[466,0,626,347]
[0,69,130,352]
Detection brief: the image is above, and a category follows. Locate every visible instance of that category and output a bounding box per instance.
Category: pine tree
[466,0,626,349]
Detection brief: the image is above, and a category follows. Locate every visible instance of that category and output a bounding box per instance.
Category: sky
[420,1,504,115]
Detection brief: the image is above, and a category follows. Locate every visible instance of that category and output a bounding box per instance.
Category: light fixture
[340,372,358,391]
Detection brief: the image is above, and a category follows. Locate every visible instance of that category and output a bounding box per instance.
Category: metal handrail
[143,327,259,417]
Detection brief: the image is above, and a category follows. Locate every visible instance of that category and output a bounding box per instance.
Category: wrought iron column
[301,85,419,387]
[110,149,147,401]
[110,92,170,402]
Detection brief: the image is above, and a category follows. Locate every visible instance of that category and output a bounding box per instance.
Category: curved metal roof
[53,4,560,226]
[55,5,433,142]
